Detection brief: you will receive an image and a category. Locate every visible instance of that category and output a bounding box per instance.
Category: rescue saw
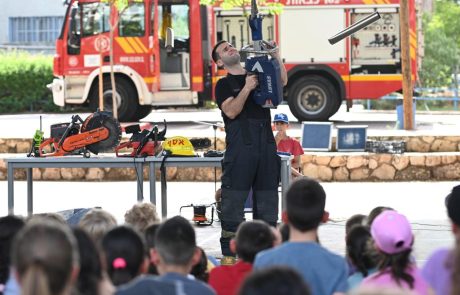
[115,121,167,157]
[38,111,121,158]
[241,0,284,108]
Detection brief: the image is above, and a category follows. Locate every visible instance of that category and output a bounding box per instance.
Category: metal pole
[137,162,144,202]
[149,162,156,205]
[27,168,33,216]
[7,163,14,215]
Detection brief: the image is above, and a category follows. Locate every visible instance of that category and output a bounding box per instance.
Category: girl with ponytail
[11,219,79,295]
[360,211,432,295]
[346,225,379,289]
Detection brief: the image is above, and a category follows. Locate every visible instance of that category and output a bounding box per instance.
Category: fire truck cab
[50,0,211,122]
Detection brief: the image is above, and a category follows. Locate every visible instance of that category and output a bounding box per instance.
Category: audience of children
[2,183,459,295]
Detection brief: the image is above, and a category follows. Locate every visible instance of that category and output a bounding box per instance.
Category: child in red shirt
[273,113,304,177]
[208,220,275,295]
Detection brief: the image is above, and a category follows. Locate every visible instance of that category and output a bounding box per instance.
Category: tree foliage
[200,0,283,15]
[420,0,460,87]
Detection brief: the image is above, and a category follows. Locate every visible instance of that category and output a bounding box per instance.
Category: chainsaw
[115,120,167,157]
[240,0,284,108]
[38,111,121,158]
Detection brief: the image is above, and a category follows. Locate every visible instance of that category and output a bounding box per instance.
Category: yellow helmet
[162,136,195,156]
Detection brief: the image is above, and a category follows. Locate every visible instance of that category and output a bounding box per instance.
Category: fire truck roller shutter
[288,75,340,122]
[88,76,138,122]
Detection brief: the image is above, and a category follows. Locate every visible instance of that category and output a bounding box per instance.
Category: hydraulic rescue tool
[38,111,121,158]
[115,121,167,157]
[241,0,284,108]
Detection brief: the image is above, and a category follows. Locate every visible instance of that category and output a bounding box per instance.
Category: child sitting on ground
[360,210,431,295]
[254,177,348,295]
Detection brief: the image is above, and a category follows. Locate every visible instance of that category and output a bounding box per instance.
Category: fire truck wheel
[288,76,338,121]
[131,105,153,122]
[89,77,137,122]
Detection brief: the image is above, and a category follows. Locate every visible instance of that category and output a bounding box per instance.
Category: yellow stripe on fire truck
[115,37,136,54]
[344,74,402,81]
[115,37,148,54]
[144,77,157,83]
[343,74,416,81]
[192,76,203,83]
[133,38,149,53]
[126,37,144,53]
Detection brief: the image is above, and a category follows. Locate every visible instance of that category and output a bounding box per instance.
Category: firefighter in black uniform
[211,40,288,261]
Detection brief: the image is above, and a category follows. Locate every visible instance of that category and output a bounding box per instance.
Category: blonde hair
[12,219,78,295]
[79,208,117,245]
[124,202,160,232]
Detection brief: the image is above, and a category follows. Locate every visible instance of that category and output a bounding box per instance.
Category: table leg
[7,164,14,215]
[149,162,156,205]
[280,159,291,211]
[161,165,167,219]
[27,168,33,216]
[136,162,144,202]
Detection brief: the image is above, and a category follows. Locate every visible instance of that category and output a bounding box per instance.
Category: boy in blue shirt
[254,177,348,295]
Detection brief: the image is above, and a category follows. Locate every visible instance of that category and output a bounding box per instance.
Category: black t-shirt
[215,73,270,125]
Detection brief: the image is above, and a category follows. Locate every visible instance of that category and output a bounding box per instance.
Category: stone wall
[300,152,460,181]
[0,160,223,182]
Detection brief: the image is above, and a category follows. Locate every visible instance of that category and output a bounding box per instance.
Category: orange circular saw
[38,111,121,157]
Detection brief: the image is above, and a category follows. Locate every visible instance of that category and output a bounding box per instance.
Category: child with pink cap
[359,210,433,295]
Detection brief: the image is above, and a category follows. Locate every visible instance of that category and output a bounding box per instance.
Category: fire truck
[49,0,417,122]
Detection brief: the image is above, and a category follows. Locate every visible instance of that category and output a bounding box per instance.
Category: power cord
[133,157,144,201]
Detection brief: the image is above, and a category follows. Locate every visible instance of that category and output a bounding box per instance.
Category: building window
[9,16,64,44]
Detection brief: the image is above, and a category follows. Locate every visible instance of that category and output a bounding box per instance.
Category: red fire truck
[49,0,417,122]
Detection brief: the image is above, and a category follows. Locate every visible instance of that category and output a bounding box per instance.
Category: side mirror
[165,27,174,52]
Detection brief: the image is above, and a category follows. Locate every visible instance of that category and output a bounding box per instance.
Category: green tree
[200,0,283,15]
[420,0,460,88]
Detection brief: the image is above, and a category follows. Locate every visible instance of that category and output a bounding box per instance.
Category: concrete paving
[1,180,456,266]
[2,104,460,139]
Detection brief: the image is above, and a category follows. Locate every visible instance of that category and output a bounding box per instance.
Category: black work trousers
[220,118,281,256]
